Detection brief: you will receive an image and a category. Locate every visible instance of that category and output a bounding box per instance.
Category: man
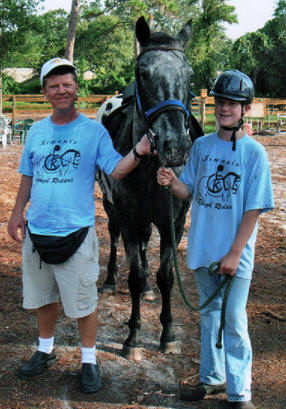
[8,57,152,393]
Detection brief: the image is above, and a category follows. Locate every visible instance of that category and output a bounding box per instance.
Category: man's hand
[8,212,26,242]
[135,134,157,156]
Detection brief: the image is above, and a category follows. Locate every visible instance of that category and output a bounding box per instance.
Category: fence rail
[2,91,286,134]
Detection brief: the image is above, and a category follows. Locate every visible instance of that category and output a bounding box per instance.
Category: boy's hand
[218,251,240,276]
[157,167,175,187]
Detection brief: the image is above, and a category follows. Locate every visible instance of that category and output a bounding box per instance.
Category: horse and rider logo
[197,164,241,208]
[35,144,81,182]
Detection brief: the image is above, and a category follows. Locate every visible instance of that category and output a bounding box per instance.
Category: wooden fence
[2,90,286,133]
[2,94,114,125]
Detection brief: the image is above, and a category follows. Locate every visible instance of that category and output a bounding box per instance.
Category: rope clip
[208,261,220,276]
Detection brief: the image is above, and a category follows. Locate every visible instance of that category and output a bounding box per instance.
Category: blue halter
[135,82,190,122]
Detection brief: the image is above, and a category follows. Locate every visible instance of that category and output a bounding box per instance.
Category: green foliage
[18,78,42,94]
[1,0,286,98]
[229,0,286,97]
[0,0,42,68]
[2,73,21,94]
[6,10,69,70]
[74,14,135,93]
[186,0,237,92]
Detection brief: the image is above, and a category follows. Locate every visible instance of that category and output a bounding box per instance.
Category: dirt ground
[0,134,285,409]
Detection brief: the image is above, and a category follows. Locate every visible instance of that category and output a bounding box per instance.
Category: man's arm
[111,134,152,180]
[8,175,32,242]
[219,209,261,276]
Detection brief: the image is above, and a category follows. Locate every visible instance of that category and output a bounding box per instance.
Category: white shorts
[22,226,99,319]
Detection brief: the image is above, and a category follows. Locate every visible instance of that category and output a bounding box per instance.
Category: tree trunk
[0,73,2,116]
[65,0,80,62]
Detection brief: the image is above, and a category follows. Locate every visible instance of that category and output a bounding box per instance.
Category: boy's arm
[8,175,32,242]
[219,209,261,276]
[157,167,191,200]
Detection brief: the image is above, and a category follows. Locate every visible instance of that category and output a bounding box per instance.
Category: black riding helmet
[210,69,254,150]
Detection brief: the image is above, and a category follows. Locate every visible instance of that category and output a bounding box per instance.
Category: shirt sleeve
[18,126,35,176]
[179,140,198,195]
[96,126,123,175]
[244,145,275,213]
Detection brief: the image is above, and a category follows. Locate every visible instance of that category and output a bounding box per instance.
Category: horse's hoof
[98,284,116,295]
[160,341,181,354]
[141,289,156,302]
[121,345,143,361]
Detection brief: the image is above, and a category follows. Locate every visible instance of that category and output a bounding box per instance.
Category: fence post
[77,96,81,112]
[200,89,208,132]
[12,95,16,135]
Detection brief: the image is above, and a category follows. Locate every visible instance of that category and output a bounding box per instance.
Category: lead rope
[167,187,235,348]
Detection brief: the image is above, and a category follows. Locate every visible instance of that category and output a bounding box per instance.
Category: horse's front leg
[121,234,150,361]
[156,226,183,354]
[139,224,155,301]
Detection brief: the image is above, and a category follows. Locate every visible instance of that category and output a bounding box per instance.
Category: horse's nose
[161,134,189,152]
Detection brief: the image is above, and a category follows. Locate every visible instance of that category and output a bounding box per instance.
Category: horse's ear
[176,19,192,48]
[136,16,151,47]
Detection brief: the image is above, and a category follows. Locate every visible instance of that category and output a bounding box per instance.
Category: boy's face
[215,97,250,128]
[42,73,78,112]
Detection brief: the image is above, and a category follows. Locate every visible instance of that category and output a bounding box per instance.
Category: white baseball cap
[40,58,77,86]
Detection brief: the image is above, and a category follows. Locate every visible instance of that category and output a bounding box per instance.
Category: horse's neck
[132,106,146,144]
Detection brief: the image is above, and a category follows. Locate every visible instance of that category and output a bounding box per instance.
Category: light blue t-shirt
[19,113,122,235]
[179,132,275,279]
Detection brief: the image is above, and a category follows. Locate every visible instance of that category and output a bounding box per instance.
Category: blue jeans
[195,267,252,402]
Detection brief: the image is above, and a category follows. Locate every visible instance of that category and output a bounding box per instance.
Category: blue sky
[40,0,277,40]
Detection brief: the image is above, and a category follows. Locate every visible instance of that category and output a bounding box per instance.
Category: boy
[157,69,274,408]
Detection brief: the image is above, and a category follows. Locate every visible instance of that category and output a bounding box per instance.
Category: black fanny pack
[28,226,89,264]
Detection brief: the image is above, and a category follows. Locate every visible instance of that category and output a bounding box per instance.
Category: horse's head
[134,16,194,167]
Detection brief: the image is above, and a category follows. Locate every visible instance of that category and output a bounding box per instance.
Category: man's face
[42,73,78,111]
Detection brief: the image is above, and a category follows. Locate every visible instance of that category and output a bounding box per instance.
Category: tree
[0,0,42,67]
[186,0,237,91]
[65,0,79,62]
[6,10,69,69]
[231,32,271,96]
[73,0,200,92]
[230,0,286,97]
[75,14,135,93]
[0,0,42,113]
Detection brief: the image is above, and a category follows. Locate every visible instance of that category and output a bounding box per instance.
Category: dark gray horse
[97,16,203,360]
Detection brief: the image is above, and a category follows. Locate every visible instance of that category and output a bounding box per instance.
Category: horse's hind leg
[100,199,120,295]
[121,234,148,361]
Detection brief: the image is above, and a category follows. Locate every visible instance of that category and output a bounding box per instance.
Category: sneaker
[180,381,226,401]
[17,350,57,378]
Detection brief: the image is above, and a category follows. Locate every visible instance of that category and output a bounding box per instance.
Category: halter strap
[146,99,189,119]
[135,81,190,121]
